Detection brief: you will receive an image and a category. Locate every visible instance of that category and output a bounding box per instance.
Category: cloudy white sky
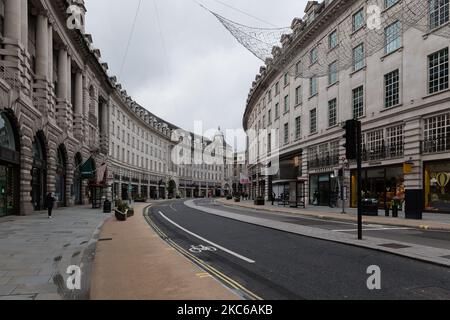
[85,0,308,149]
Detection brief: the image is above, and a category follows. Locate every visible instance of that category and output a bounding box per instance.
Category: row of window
[111,142,167,173]
[257,47,449,141]
[248,1,449,128]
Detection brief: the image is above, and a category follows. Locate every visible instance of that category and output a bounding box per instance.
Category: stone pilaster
[47,148,57,198]
[20,130,34,215]
[66,161,75,207]
[73,72,84,140]
[301,148,310,205]
[403,117,423,218]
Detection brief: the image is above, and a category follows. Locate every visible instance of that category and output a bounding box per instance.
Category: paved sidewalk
[217,199,450,231]
[90,203,239,300]
[0,206,110,300]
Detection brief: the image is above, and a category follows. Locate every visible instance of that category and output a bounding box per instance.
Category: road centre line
[158,211,256,264]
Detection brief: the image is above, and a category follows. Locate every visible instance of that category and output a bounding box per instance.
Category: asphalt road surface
[147,199,450,300]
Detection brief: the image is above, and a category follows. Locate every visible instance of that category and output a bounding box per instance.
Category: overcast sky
[85,0,308,150]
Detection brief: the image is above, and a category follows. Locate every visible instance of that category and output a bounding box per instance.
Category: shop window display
[425,162,450,212]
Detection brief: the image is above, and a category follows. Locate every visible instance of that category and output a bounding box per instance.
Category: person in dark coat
[45,193,56,219]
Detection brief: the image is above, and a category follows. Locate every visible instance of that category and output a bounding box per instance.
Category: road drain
[98,238,113,242]
[379,243,411,249]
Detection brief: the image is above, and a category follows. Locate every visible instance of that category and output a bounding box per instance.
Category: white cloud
[85,0,309,150]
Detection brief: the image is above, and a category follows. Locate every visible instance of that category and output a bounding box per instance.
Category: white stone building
[244,0,449,217]
[0,0,232,217]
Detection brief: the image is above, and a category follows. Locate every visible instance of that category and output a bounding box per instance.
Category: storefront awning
[272,179,298,185]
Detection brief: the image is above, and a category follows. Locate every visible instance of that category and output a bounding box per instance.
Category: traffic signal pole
[343,119,363,240]
[356,121,363,240]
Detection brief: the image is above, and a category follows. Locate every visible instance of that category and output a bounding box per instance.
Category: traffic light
[343,119,358,160]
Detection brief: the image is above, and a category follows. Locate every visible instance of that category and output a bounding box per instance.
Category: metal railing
[308,154,339,169]
[422,135,450,154]
[361,143,404,161]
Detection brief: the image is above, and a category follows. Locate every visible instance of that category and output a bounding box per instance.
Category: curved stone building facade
[243,0,450,216]
[0,0,232,216]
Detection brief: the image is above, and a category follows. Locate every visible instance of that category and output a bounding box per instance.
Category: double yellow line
[144,206,263,301]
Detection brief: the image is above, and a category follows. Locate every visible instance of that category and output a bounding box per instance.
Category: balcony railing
[308,154,339,169]
[422,135,450,154]
[361,143,404,161]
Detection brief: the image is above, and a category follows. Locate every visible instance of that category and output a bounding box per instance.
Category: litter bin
[361,199,379,216]
[103,200,112,213]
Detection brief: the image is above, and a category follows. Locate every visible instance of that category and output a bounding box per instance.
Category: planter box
[234,198,241,202]
[127,209,135,218]
[254,198,265,206]
[115,209,127,221]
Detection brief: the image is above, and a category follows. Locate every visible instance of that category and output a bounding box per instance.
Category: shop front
[271,151,305,207]
[424,161,450,213]
[0,112,20,217]
[310,173,338,207]
[350,165,404,209]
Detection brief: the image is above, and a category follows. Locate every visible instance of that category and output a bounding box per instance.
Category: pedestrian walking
[45,193,56,219]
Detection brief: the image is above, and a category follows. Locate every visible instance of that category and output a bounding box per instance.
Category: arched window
[0,113,16,151]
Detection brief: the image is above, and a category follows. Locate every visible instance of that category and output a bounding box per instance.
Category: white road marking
[333,227,413,232]
[169,203,178,212]
[158,211,256,264]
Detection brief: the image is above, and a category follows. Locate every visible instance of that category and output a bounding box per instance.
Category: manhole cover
[379,243,411,249]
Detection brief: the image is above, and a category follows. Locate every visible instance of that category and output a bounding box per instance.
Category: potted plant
[391,197,403,218]
[234,196,241,202]
[115,200,128,221]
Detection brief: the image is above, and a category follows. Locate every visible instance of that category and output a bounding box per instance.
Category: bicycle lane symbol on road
[189,244,217,254]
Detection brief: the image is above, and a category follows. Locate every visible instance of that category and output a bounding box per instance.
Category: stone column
[48,25,53,83]
[20,0,28,51]
[74,72,83,140]
[35,14,49,78]
[74,73,83,115]
[4,0,21,42]
[57,48,68,100]
[67,55,72,104]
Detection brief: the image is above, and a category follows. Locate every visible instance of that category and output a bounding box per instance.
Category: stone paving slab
[189,200,450,267]
[90,203,240,300]
[0,206,110,300]
[217,199,450,231]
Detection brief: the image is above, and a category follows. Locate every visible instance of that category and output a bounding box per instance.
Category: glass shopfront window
[0,112,20,216]
[425,162,450,213]
[310,173,337,207]
[351,166,404,208]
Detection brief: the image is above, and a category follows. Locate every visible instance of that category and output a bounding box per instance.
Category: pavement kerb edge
[186,200,450,269]
[216,199,450,231]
